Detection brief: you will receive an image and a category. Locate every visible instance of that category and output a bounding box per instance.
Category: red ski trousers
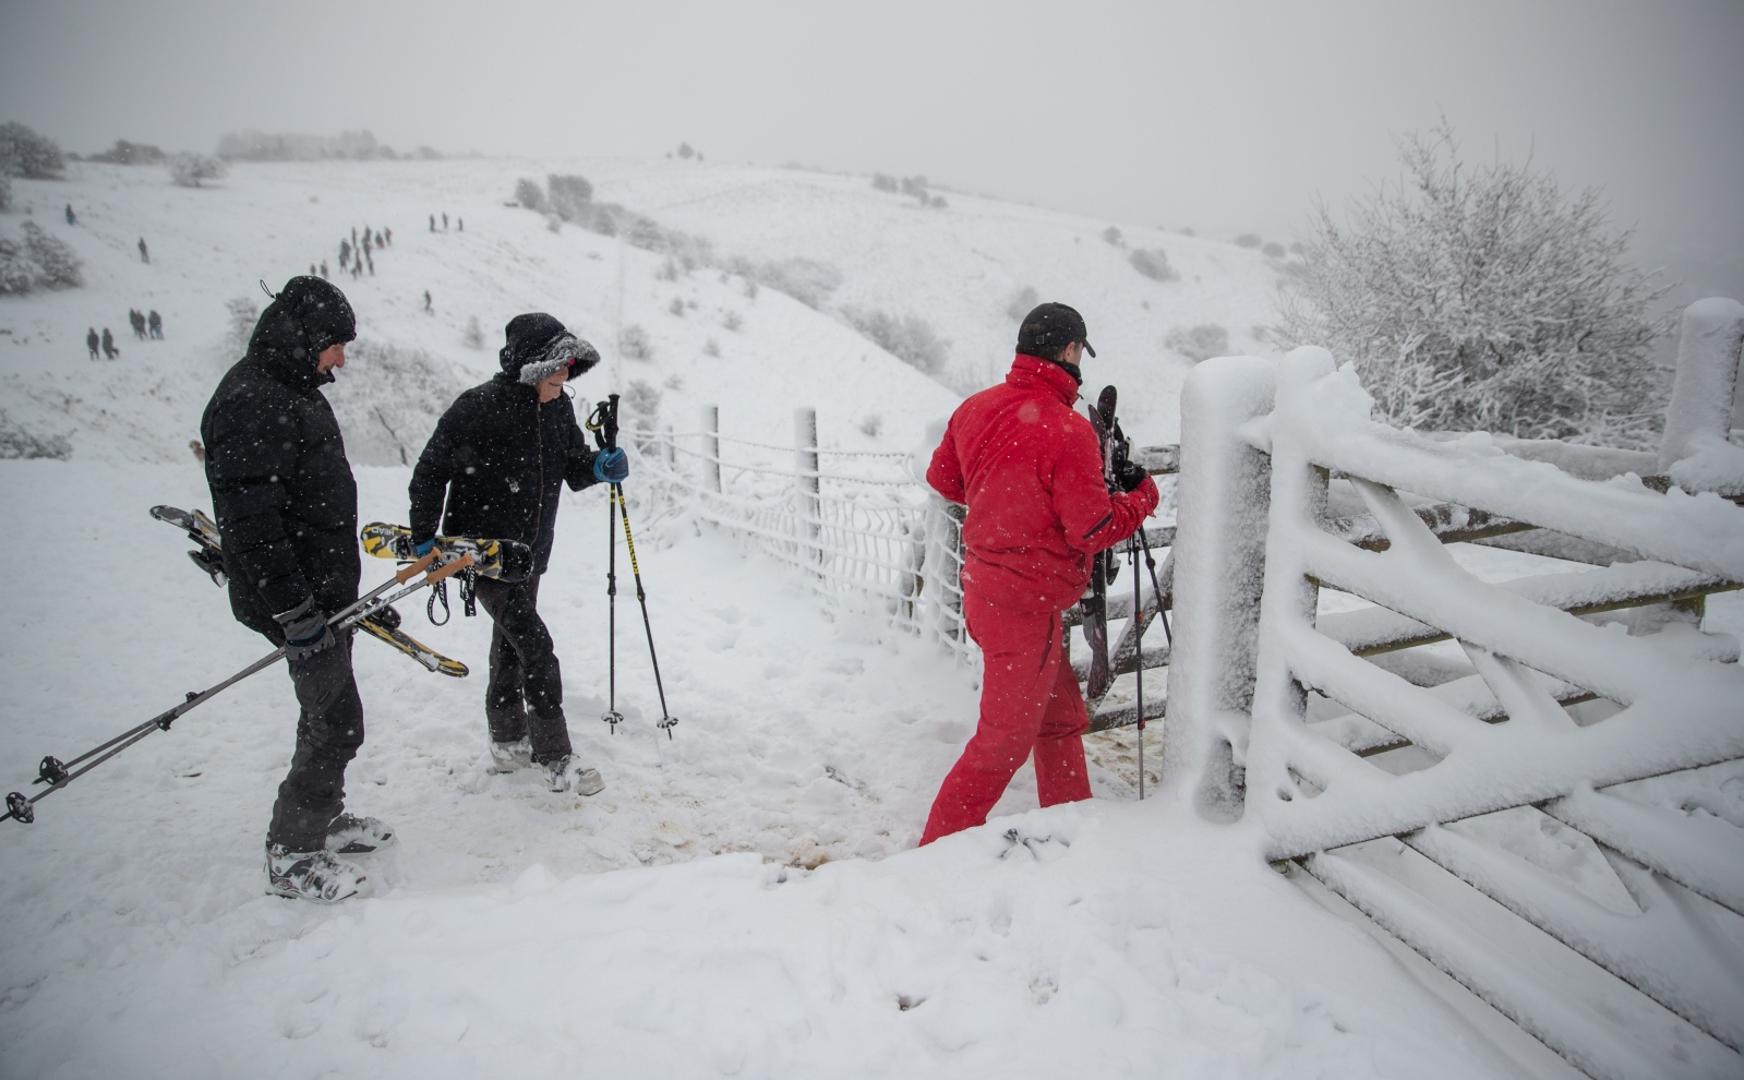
[919,593,1092,845]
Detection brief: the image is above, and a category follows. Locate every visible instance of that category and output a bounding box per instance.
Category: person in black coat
[200,275,386,903]
[85,327,99,360]
[408,313,627,793]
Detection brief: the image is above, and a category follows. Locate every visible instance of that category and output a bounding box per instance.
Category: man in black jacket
[409,313,627,794]
[201,275,387,903]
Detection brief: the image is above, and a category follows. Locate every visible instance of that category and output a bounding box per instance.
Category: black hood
[498,312,599,385]
[248,276,357,388]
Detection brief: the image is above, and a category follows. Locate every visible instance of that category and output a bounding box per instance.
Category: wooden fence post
[704,404,722,495]
[796,407,821,561]
[1658,298,1744,474]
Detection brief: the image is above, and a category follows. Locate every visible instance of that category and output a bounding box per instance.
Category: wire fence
[630,411,974,661]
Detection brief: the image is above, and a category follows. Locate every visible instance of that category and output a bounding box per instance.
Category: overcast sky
[4,0,1740,299]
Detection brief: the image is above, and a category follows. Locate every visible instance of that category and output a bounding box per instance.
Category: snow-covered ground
[0,462,1548,1079]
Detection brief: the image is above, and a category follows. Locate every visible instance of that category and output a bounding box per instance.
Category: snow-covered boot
[488,736,534,773]
[544,754,605,796]
[325,812,395,854]
[265,843,366,903]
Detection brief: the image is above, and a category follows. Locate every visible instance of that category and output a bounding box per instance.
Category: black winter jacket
[200,283,360,636]
[409,376,600,575]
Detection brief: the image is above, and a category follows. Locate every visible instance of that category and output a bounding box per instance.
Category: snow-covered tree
[167,152,228,188]
[0,122,65,178]
[1276,123,1672,445]
[0,233,33,294]
[225,296,259,353]
[513,177,545,212]
[546,174,593,221]
[20,221,81,287]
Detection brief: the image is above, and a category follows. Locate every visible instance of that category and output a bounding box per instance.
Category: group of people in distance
[201,276,1155,903]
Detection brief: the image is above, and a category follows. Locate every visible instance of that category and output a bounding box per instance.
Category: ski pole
[612,483,677,738]
[1133,533,1145,799]
[4,551,468,825]
[589,394,625,733]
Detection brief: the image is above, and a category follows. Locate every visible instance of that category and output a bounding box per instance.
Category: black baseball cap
[1017,302,1095,359]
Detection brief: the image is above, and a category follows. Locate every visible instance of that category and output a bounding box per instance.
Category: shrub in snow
[677,142,695,160]
[722,310,743,333]
[1006,285,1040,321]
[0,174,10,212]
[0,412,71,459]
[20,221,81,287]
[668,297,685,318]
[513,177,545,212]
[167,152,227,188]
[1275,122,1672,445]
[1128,247,1179,283]
[860,414,883,438]
[663,373,684,390]
[656,259,680,282]
[929,194,948,210]
[620,324,653,361]
[1177,226,1197,237]
[742,278,758,301]
[462,315,485,350]
[1165,323,1229,363]
[225,296,259,353]
[755,257,843,309]
[871,173,898,193]
[624,378,662,420]
[1261,241,1286,258]
[545,174,593,221]
[0,122,65,178]
[0,234,33,294]
[845,307,949,375]
[703,338,721,358]
[1234,233,1263,249]
[329,339,468,466]
[1102,225,1124,247]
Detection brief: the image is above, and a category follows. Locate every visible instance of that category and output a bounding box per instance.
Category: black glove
[1114,458,1149,493]
[275,596,337,660]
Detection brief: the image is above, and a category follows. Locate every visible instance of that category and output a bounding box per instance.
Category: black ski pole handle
[586,394,620,452]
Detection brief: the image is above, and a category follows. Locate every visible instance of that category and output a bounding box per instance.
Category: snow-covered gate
[1165,300,1744,1080]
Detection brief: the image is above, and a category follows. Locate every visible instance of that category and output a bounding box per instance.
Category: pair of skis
[151,507,529,678]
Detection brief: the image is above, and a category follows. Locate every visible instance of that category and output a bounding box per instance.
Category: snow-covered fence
[636,408,973,655]
[1166,299,1744,1079]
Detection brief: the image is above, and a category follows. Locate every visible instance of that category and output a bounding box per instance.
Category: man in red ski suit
[919,303,1159,845]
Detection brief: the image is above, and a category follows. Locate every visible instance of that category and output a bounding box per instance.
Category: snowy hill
[0,156,1287,467]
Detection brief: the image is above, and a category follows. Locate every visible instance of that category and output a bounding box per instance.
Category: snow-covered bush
[668,297,685,318]
[624,378,662,421]
[0,122,65,178]
[1262,241,1286,258]
[723,310,743,333]
[0,234,33,294]
[845,308,949,375]
[871,173,898,193]
[513,177,545,212]
[1006,285,1040,321]
[1128,247,1179,283]
[1234,233,1263,249]
[1275,123,1672,444]
[167,152,227,188]
[20,221,81,287]
[755,257,843,309]
[620,324,653,362]
[328,339,468,466]
[1165,323,1229,363]
[546,174,594,221]
[859,414,883,438]
[1102,225,1124,247]
[703,338,721,358]
[0,411,71,459]
[224,296,259,353]
[462,315,485,350]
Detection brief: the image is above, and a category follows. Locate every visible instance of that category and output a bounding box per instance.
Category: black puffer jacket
[408,313,601,575]
[200,277,360,636]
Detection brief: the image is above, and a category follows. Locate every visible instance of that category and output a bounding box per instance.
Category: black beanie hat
[1017,302,1095,360]
[499,312,600,384]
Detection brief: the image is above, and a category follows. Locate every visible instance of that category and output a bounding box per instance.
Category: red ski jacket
[927,354,1160,613]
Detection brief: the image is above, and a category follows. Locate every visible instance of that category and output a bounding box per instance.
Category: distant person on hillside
[129,309,146,340]
[320,260,330,280]
[383,227,392,246]
[200,275,385,903]
[428,214,436,233]
[442,212,449,230]
[374,228,384,247]
[339,240,351,268]
[362,230,372,254]
[189,439,205,462]
[350,227,358,249]
[65,204,76,226]
[310,263,318,278]
[148,310,163,339]
[86,327,99,360]
[101,327,119,359]
[137,237,150,264]
[351,258,361,280]
[457,218,463,233]
[423,289,433,314]
[407,313,623,793]
[916,303,1158,846]
[365,251,374,276]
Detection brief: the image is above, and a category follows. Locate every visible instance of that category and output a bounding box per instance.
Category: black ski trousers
[266,632,365,852]
[474,574,572,764]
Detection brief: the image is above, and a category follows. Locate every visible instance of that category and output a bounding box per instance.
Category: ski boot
[488,737,533,773]
[265,842,366,903]
[325,812,395,855]
[544,754,605,796]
